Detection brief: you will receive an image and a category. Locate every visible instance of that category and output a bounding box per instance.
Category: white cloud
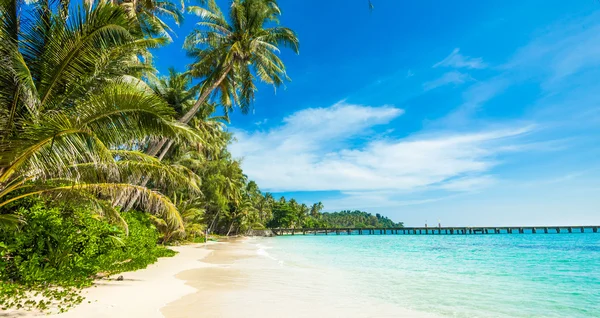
[423,71,471,91]
[229,103,533,194]
[433,48,487,69]
[437,175,496,191]
[254,118,268,126]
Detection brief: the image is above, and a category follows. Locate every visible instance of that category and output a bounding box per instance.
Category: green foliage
[0,0,397,313]
[0,0,302,314]
[265,198,402,229]
[267,202,297,228]
[0,0,198,232]
[0,199,174,312]
[320,211,404,228]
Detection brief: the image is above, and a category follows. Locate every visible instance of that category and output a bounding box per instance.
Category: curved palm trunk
[119,66,232,211]
[226,220,235,236]
[146,65,233,157]
[179,64,232,125]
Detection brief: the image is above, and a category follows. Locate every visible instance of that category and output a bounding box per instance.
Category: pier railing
[272,226,600,236]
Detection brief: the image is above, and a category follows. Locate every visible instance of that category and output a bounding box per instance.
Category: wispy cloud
[254,118,268,126]
[504,12,600,87]
[435,12,600,129]
[423,71,471,91]
[321,191,467,211]
[230,103,534,194]
[433,48,487,69]
[435,75,510,127]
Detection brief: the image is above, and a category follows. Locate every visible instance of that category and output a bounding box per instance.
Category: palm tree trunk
[179,64,232,125]
[208,208,221,232]
[145,65,233,158]
[118,67,232,211]
[117,67,232,212]
[226,220,235,236]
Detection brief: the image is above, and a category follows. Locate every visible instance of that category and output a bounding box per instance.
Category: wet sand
[161,238,436,318]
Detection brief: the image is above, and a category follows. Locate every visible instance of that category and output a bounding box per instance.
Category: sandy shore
[3,243,215,318]
[5,238,437,318]
[161,238,437,318]
[52,243,215,318]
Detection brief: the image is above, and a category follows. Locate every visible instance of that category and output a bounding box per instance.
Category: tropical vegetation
[267,199,403,229]
[0,0,400,312]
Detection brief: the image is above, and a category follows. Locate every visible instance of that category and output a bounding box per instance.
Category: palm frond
[0,213,26,230]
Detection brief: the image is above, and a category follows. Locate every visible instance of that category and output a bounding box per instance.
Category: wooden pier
[272,226,600,236]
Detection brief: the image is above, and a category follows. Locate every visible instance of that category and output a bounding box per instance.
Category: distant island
[265,198,403,229]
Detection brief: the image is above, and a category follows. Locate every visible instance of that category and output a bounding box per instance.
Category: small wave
[256,246,284,265]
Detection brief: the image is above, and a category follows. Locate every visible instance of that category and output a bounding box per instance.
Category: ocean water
[259,233,600,317]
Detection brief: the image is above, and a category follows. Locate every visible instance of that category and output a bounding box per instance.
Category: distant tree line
[320,210,403,228]
[266,199,403,229]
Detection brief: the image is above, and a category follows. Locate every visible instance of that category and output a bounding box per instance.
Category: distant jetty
[273,226,600,236]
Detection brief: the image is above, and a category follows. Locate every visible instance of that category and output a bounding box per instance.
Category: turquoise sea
[260,233,600,317]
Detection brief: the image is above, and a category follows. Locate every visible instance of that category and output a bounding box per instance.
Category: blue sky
[155,0,600,226]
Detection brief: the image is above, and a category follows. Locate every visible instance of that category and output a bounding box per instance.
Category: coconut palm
[146,0,299,157]
[119,69,229,210]
[99,0,185,40]
[310,202,324,218]
[147,69,229,160]
[0,0,200,231]
[183,0,299,118]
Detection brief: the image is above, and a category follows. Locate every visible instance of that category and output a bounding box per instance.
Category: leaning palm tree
[184,0,299,119]
[119,69,229,210]
[146,68,228,160]
[146,0,299,157]
[0,0,199,231]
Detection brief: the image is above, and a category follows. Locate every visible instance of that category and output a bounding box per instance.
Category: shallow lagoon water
[263,233,600,317]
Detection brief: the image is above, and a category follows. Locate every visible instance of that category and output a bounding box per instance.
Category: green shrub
[0,199,175,312]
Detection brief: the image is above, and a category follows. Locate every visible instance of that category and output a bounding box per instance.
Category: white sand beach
[3,243,214,318]
[161,238,436,318]
[5,239,436,318]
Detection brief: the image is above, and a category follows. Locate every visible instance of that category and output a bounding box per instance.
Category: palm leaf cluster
[0,0,198,231]
[0,0,299,238]
[181,0,299,121]
[113,0,185,40]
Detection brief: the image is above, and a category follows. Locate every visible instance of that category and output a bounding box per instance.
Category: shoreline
[161,237,437,318]
[5,243,217,318]
[51,243,215,318]
[6,237,435,318]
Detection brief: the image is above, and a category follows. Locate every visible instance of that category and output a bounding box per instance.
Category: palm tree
[146,0,299,157]
[0,0,199,231]
[298,203,309,227]
[109,0,185,40]
[118,68,231,210]
[310,202,324,218]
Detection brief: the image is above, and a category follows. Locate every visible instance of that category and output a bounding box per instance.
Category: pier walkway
[272,226,600,236]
